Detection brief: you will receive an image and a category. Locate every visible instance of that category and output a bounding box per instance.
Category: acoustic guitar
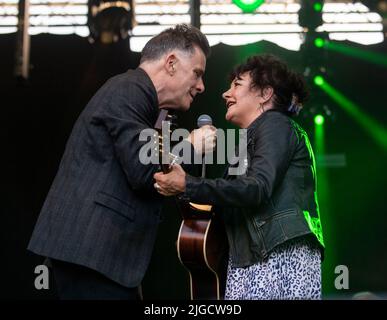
[154,109,228,300]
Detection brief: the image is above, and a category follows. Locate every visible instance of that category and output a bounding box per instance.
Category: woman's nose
[222,89,231,100]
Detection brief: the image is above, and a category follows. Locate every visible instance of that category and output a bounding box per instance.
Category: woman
[154,54,324,300]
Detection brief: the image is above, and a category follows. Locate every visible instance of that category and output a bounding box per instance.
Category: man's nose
[197,78,205,93]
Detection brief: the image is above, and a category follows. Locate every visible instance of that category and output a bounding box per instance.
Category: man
[28,24,215,300]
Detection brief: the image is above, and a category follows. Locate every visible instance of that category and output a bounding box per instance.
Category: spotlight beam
[313,112,335,294]
[317,79,387,151]
[324,41,387,68]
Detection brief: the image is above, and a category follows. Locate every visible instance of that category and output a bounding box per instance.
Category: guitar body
[154,109,228,300]
[177,203,228,300]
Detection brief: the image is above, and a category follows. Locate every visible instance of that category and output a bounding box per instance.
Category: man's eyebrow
[194,68,204,76]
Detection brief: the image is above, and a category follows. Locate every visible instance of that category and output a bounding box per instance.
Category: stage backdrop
[1,33,386,299]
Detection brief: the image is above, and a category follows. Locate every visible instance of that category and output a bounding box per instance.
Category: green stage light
[314,75,325,86]
[324,41,387,68]
[314,2,323,12]
[314,37,325,48]
[317,79,387,151]
[233,0,264,13]
[313,110,334,294]
[314,114,325,125]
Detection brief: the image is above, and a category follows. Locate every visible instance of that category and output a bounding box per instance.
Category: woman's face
[222,72,263,128]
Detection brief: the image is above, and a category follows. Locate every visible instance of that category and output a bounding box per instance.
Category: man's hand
[186,125,216,155]
[153,164,187,196]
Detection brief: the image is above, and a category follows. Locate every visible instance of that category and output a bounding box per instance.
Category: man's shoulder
[107,68,151,87]
[104,68,157,101]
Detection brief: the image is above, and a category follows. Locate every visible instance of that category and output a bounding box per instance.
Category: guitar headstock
[153,109,178,173]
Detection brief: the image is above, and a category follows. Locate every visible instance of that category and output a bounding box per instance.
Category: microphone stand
[201,156,206,178]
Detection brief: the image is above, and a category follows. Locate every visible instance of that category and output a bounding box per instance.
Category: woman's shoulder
[262,110,308,134]
[257,110,293,131]
[266,109,289,118]
[252,110,310,148]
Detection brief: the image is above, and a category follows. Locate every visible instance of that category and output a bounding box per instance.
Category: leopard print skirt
[225,237,322,300]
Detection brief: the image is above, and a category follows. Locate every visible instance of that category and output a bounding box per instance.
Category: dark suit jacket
[28,68,164,288]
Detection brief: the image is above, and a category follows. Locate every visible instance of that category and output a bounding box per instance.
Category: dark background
[1,33,386,299]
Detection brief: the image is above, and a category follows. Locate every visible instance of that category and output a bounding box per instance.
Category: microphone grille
[197,114,212,127]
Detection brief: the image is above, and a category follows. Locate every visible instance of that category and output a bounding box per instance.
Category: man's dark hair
[230,54,309,117]
[140,24,210,63]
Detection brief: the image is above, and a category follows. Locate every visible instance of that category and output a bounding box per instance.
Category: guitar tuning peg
[168,114,178,123]
[167,114,177,120]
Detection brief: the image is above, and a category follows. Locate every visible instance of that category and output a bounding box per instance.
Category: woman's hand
[186,125,217,155]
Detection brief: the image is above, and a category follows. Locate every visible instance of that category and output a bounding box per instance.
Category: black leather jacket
[184,110,324,267]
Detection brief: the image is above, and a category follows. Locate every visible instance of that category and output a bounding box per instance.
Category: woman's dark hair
[140,24,210,63]
[229,54,308,116]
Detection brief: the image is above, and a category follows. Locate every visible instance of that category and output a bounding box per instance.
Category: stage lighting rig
[88,0,134,44]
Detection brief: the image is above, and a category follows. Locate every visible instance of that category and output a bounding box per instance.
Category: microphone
[197,114,212,128]
[196,114,213,178]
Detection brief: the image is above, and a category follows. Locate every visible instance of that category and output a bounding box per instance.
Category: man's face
[166,46,206,111]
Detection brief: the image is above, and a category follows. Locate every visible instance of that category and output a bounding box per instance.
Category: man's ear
[165,53,177,76]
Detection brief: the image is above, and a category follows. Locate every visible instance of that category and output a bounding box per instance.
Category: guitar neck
[154,109,178,173]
